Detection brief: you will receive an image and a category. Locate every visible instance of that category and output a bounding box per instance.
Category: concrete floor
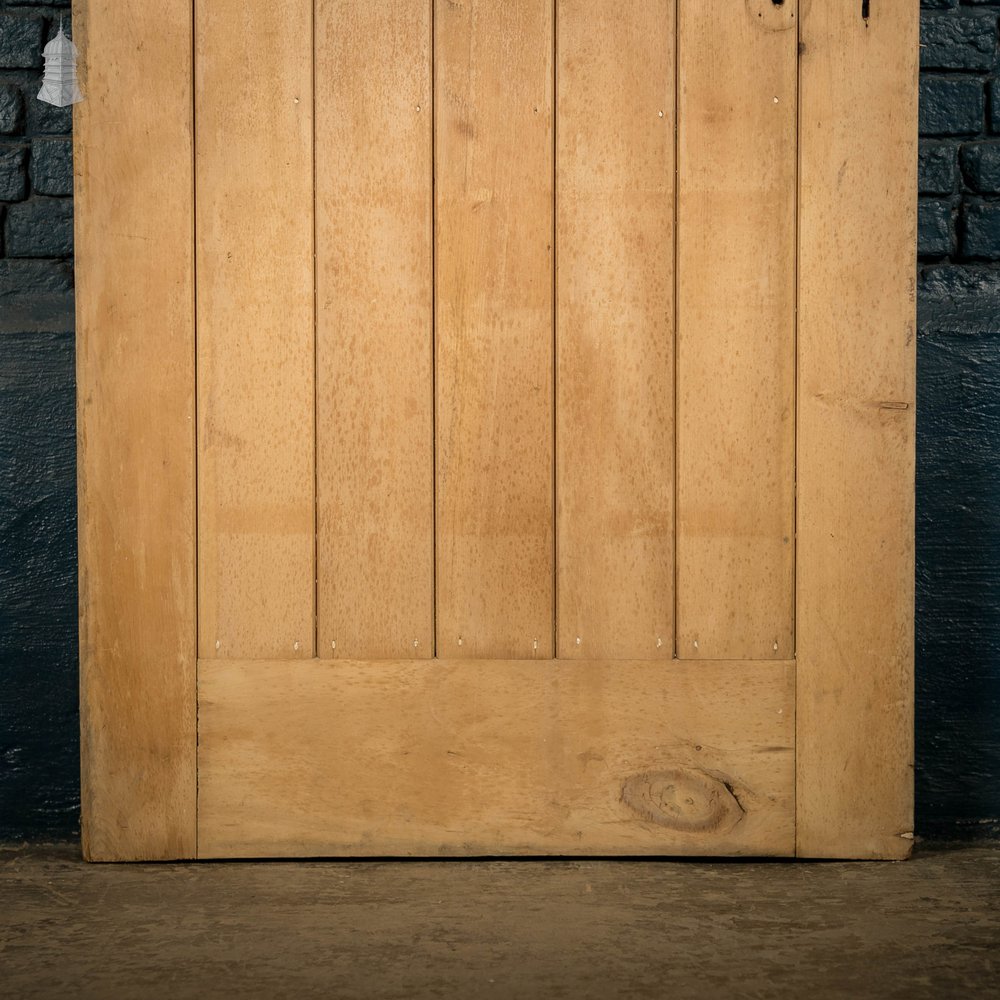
[2,843,998,999]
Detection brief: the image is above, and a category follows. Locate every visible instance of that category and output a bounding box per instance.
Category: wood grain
[555,0,674,660]
[75,0,197,860]
[195,0,315,659]
[796,0,918,860]
[77,4,918,862]
[434,0,555,659]
[315,1,434,660]
[675,0,797,660]
[198,658,795,858]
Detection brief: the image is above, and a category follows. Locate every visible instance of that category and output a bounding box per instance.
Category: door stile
[796,0,917,859]
[76,0,198,861]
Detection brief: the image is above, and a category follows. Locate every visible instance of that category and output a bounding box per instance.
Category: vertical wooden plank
[315,2,433,660]
[555,1,674,660]
[435,0,554,659]
[75,0,196,860]
[797,0,917,859]
[196,1,315,660]
[675,0,797,659]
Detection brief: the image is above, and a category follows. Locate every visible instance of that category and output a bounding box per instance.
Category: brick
[0,84,24,135]
[0,143,29,202]
[4,197,73,257]
[960,141,1000,193]
[0,255,75,338]
[920,76,985,136]
[0,258,73,300]
[919,198,955,258]
[920,142,957,194]
[30,137,72,196]
[991,78,1000,134]
[921,0,959,8]
[920,15,997,72]
[0,15,45,70]
[918,266,1000,338]
[961,200,1000,259]
[26,97,72,137]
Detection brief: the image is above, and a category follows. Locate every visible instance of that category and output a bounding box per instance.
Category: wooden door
[75,0,917,861]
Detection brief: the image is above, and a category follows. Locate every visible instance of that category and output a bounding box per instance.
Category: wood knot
[621,768,747,834]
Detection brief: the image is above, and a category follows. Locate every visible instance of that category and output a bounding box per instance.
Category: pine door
[76,0,917,860]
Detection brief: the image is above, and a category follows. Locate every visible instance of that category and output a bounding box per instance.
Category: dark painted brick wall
[1,0,79,840]
[1,3,1000,841]
[917,0,1000,839]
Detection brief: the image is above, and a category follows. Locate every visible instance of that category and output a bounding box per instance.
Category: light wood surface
[75,0,197,861]
[77,3,919,862]
[198,658,795,858]
[195,0,315,659]
[555,0,674,660]
[796,0,917,860]
[315,1,434,660]
[675,0,797,660]
[434,0,555,659]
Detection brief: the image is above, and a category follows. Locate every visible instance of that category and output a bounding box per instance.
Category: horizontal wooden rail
[198,658,794,858]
